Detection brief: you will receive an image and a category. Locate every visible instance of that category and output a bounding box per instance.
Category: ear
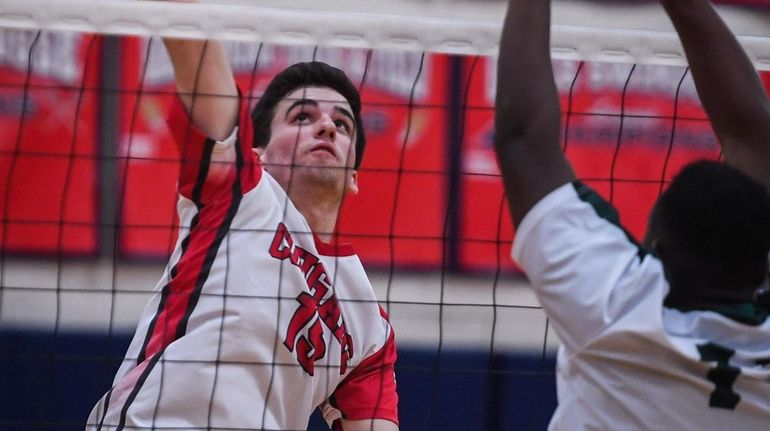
[253,146,265,162]
[346,170,359,195]
[650,239,662,257]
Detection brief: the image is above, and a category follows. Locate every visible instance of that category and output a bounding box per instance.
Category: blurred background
[1,1,769,430]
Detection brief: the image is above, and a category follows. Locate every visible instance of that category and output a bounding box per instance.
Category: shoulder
[513,181,647,267]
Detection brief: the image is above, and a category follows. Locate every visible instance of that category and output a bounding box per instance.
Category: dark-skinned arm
[661,0,770,189]
[494,0,575,227]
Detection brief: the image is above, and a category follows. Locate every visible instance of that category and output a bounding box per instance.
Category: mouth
[310,143,337,158]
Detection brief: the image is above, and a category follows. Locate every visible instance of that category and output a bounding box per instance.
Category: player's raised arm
[660,0,770,189]
[495,0,575,226]
[159,1,238,141]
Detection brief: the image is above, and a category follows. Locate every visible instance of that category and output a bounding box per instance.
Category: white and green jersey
[513,182,770,431]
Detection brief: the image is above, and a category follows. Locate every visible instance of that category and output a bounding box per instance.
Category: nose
[315,114,336,140]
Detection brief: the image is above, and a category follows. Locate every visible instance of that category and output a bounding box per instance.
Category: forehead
[279,86,351,111]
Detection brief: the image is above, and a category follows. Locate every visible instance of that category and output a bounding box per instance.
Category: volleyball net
[2,0,770,429]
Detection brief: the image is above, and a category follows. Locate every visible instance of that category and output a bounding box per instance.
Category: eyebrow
[284,98,356,126]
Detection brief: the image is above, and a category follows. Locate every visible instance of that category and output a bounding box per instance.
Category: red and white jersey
[87,100,398,431]
[513,182,770,431]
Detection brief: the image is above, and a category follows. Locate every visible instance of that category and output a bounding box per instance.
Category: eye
[294,112,310,122]
[334,119,352,133]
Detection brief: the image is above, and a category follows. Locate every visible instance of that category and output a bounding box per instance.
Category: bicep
[494,0,575,227]
[496,132,575,226]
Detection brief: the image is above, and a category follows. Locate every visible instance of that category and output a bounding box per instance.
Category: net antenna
[2,0,770,68]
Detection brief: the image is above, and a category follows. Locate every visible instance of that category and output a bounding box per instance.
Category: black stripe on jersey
[190,138,216,206]
[94,387,111,431]
[572,181,649,261]
[136,228,189,365]
[175,140,244,340]
[117,136,244,428]
[329,395,344,417]
[135,138,215,363]
[135,221,193,365]
[116,350,164,431]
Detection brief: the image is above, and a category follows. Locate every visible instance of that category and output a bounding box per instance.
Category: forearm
[162,38,238,141]
[157,0,238,141]
[661,0,770,157]
[495,0,560,143]
[495,0,574,225]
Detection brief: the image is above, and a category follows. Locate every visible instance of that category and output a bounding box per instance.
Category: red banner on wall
[0,30,100,256]
[337,52,451,269]
[457,57,515,273]
[117,39,450,268]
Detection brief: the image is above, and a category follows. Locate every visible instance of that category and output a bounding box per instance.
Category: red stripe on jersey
[142,197,235,358]
[167,96,210,200]
[330,328,399,424]
[136,92,258,361]
[114,93,258,428]
[379,305,391,321]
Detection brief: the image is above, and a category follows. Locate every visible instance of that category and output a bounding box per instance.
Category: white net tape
[2,0,770,68]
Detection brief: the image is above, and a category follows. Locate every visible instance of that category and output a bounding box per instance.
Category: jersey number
[697,342,741,410]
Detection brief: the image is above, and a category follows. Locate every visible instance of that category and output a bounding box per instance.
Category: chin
[296,165,347,191]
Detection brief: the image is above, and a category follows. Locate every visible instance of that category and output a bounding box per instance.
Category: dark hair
[250,61,366,169]
[655,160,770,289]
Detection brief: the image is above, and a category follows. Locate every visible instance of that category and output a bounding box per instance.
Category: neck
[664,283,757,310]
[288,182,345,243]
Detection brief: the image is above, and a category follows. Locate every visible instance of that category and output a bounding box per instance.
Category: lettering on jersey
[697,342,741,409]
[269,223,354,376]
